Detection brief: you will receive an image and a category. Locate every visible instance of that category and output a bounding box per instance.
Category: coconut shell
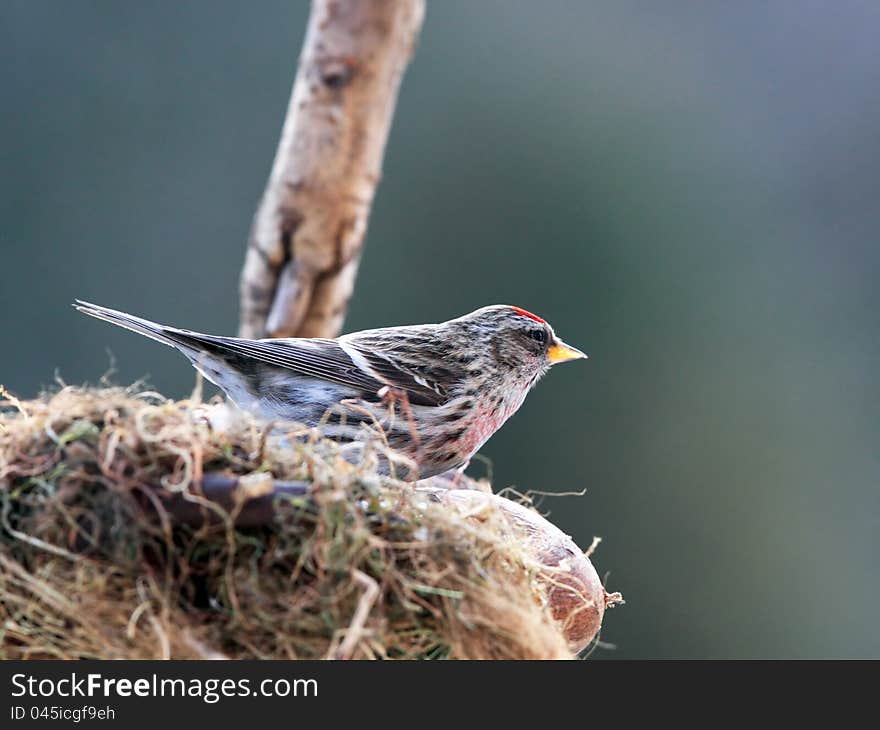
[430,488,613,654]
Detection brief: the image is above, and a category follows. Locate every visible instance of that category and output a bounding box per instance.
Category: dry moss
[0,385,576,659]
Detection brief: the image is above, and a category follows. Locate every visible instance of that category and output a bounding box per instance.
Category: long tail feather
[73,300,199,351]
[74,300,261,407]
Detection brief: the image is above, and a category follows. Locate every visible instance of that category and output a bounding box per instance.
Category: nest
[0,384,618,660]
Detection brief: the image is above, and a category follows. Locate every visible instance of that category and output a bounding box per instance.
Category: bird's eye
[528,328,548,345]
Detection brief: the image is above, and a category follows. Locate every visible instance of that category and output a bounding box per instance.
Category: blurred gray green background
[2,1,878,658]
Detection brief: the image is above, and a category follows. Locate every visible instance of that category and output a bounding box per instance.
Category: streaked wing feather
[353,348,448,407]
[174,333,445,406]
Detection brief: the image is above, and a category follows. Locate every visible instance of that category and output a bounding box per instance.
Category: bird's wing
[73,300,449,406]
[344,346,450,407]
[339,327,466,407]
[74,300,452,406]
[184,334,448,407]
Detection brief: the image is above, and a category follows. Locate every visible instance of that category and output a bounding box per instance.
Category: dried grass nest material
[0,385,621,660]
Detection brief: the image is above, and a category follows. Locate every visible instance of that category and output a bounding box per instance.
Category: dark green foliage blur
[2,1,877,658]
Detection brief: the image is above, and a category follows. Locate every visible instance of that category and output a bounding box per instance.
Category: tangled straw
[1,385,582,659]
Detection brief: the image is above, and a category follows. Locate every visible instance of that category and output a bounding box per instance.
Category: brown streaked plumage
[74,300,587,480]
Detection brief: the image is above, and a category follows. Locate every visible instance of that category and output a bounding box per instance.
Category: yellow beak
[547,339,588,365]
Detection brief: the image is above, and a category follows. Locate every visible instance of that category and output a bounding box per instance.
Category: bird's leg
[339,398,387,439]
[450,459,470,488]
[377,385,421,450]
[423,461,472,490]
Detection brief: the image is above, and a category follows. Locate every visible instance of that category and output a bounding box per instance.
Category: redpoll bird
[74,300,586,480]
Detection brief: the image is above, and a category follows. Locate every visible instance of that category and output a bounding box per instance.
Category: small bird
[74,301,586,480]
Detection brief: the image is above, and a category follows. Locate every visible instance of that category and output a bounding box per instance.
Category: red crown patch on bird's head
[509,306,546,324]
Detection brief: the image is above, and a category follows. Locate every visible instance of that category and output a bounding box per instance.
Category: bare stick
[155,473,309,528]
[239,0,426,339]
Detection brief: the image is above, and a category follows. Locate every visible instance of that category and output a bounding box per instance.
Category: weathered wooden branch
[239,0,426,339]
